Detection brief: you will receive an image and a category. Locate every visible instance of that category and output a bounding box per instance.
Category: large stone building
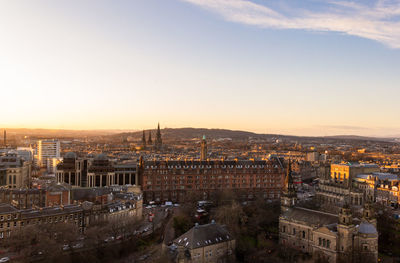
[279,164,378,263]
[139,157,285,203]
[316,163,380,210]
[171,221,235,263]
[56,153,138,188]
[0,152,31,188]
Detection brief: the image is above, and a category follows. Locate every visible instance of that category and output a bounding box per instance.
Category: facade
[354,173,400,207]
[37,139,60,169]
[0,188,46,209]
[139,157,285,203]
[0,152,31,188]
[279,165,378,263]
[0,189,143,241]
[316,163,380,210]
[172,222,235,263]
[57,153,137,188]
[0,203,84,240]
[0,182,70,209]
[56,152,86,187]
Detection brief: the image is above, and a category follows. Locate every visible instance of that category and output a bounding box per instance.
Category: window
[319,238,322,246]
[293,228,296,235]
[302,231,306,239]
[327,240,330,248]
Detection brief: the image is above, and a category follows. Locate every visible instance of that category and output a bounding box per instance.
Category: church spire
[142,130,146,149]
[284,159,296,196]
[155,123,162,150]
[281,159,297,211]
[200,135,207,161]
[147,131,152,144]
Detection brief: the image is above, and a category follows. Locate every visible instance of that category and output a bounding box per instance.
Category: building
[56,152,87,187]
[114,162,138,186]
[171,221,235,263]
[139,157,285,203]
[279,165,378,263]
[37,139,60,170]
[57,153,138,188]
[316,163,380,210]
[0,152,31,188]
[353,173,400,207]
[0,188,46,209]
[0,203,85,240]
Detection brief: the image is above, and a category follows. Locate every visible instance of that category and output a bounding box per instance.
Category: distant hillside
[111,127,395,143]
[111,127,265,141]
[0,128,135,138]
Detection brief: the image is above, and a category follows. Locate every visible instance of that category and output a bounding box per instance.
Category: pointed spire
[284,159,295,196]
[147,131,152,144]
[155,123,162,149]
[142,130,146,148]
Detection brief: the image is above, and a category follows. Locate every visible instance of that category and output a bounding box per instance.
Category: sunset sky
[1,0,400,136]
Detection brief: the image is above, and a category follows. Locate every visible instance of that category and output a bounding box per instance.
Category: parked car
[104,236,115,243]
[0,257,9,263]
[62,245,70,251]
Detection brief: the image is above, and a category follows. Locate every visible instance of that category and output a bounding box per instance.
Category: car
[173,203,180,207]
[116,235,123,240]
[0,257,10,263]
[72,243,84,249]
[145,205,152,209]
[62,245,70,251]
[104,236,115,243]
[138,254,149,261]
[151,205,157,208]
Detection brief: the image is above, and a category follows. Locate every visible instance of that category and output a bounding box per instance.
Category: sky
[0,0,400,137]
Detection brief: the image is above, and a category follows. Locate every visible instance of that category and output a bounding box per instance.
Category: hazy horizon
[2,125,400,138]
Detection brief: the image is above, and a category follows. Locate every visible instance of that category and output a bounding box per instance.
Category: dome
[358,222,377,234]
[64,152,77,159]
[95,153,108,160]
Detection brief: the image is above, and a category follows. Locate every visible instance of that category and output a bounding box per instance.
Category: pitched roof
[173,223,234,249]
[281,207,338,227]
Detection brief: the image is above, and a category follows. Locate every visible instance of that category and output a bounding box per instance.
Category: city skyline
[1,0,400,136]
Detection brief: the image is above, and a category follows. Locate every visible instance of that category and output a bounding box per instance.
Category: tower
[147,131,152,145]
[362,202,377,227]
[155,123,162,150]
[337,204,356,261]
[200,135,207,161]
[3,130,6,147]
[142,130,146,149]
[281,160,297,212]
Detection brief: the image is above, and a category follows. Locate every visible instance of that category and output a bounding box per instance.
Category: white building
[37,140,60,171]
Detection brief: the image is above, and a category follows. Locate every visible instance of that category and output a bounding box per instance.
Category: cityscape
[1,1,400,263]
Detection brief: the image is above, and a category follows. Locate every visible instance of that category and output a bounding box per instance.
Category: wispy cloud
[181,0,400,48]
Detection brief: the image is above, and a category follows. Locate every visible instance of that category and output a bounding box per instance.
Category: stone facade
[279,164,378,263]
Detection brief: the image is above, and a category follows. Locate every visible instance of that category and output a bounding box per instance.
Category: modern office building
[37,139,60,170]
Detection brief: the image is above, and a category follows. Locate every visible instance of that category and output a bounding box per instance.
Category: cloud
[181,0,400,48]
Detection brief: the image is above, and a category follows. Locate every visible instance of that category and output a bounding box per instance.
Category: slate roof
[281,207,338,227]
[173,223,234,250]
[358,222,377,234]
[0,204,19,214]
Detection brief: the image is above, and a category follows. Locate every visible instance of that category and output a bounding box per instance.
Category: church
[279,162,378,263]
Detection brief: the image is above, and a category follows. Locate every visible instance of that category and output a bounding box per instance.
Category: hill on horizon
[111,127,394,142]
